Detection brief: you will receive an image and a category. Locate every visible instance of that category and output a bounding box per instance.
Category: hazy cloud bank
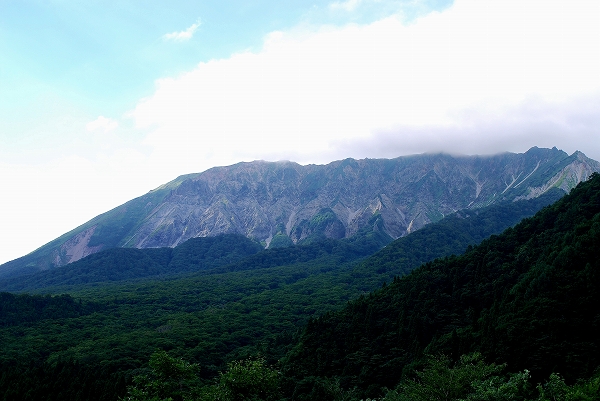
[133,0,600,168]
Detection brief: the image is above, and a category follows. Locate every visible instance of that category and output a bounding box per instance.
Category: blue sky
[0,0,599,264]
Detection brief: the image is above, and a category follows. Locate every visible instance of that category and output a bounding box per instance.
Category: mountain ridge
[0,188,561,293]
[1,146,598,278]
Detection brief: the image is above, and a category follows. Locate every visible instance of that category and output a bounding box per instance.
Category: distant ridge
[1,146,598,279]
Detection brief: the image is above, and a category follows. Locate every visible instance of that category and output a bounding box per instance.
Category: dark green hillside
[0,213,392,293]
[0,292,101,327]
[0,234,263,292]
[350,189,563,288]
[222,217,392,274]
[282,173,600,399]
[167,234,264,272]
[0,187,569,400]
[0,259,359,401]
[0,191,558,294]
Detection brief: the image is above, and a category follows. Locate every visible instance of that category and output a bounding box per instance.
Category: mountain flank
[1,146,598,279]
[281,172,600,398]
[1,170,598,400]
[0,189,560,293]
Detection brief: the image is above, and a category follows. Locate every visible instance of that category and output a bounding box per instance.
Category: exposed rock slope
[1,146,598,278]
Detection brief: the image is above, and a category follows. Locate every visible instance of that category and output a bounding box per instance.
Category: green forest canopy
[0,176,597,400]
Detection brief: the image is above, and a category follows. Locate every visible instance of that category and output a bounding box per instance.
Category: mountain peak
[1,147,598,279]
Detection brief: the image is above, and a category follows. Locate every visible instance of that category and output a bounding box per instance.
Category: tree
[536,372,600,401]
[465,370,530,401]
[385,353,528,401]
[209,358,280,401]
[120,351,201,401]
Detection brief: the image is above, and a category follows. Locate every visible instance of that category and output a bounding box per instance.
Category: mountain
[1,146,598,279]
[0,183,572,400]
[0,190,560,293]
[0,174,596,400]
[282,172,600,399]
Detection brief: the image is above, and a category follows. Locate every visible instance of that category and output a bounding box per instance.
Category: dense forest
[0,177,598,400]
[283,172,600,399]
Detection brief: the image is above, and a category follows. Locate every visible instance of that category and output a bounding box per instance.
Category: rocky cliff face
[127,147,599,249]
[1,147,599,278]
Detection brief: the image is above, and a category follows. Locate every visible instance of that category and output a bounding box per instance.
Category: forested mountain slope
[0,181,567,400]
[0,234,263,292]
[282,173,600,399]
[350,188,563,287]
[1,147,597,279]
[0,190,560,293]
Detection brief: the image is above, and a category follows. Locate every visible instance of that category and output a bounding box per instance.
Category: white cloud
[132,0,600,169]
[330,0,364,12]
[2,0,600,266]
[86,116,118,132]
[335,94,600,159]
[163,20,201,41]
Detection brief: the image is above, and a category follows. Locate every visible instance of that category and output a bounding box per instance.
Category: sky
[0,0,599,264]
